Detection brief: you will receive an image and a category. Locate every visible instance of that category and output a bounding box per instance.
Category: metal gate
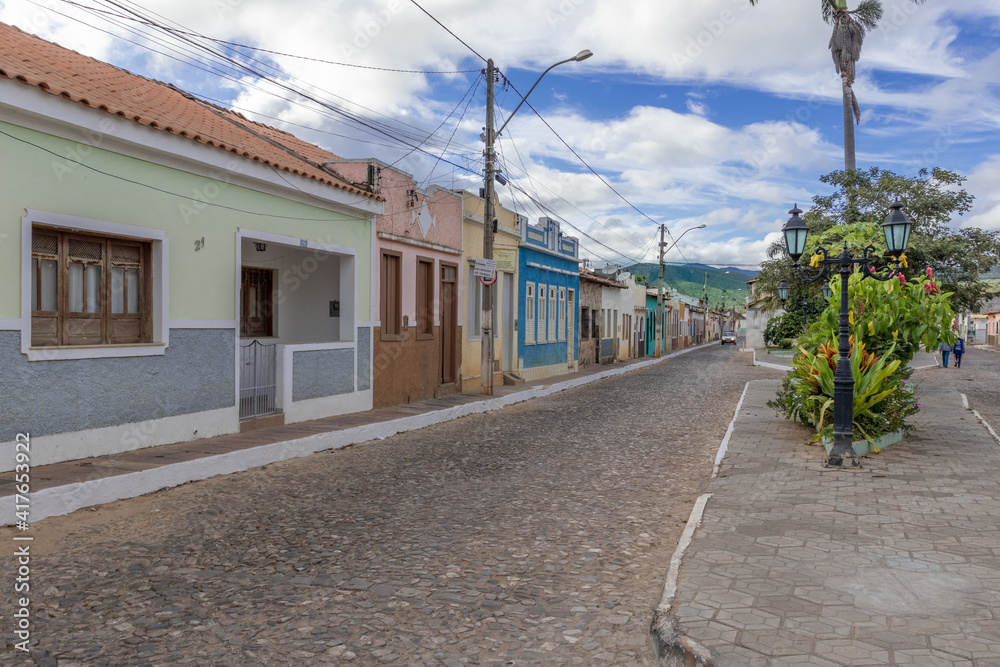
[239,340,276,419]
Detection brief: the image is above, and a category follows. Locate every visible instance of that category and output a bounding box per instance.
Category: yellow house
[457,191,521,391]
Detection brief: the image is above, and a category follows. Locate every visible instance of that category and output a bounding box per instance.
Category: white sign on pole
[473,258,497,279]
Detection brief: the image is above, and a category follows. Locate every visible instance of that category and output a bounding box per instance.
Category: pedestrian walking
[939,340,952,368]
[953,337,964,368]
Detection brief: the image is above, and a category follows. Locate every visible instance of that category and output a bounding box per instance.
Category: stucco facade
[517,217,580,381]
[578,272,604,368]
[330,160,464,407]
[0,26,381,469]
[458,191,520,391]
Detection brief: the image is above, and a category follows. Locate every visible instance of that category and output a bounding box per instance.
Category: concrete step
[502,372,525,386]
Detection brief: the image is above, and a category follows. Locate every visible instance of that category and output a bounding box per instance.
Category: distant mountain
[625,263,756,309]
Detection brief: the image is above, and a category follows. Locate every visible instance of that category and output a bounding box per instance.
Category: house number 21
[195,237,205,251]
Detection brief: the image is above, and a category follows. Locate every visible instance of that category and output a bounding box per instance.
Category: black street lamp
[780,202,913,468]
[777,280,810,330]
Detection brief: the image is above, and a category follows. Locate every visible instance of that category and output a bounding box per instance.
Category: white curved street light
[657,223,707,355]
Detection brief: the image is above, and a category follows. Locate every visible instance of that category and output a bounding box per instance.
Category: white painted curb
[713,382,751,477]
[752,347,792,371]
[962,392,1000,447]
[655,493,712,616]
[3,343,714,524]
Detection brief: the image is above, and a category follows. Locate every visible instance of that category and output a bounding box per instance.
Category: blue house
[517,217,580,381]
[645,290,659,357]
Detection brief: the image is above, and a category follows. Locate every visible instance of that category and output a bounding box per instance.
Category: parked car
[721,331,738,345]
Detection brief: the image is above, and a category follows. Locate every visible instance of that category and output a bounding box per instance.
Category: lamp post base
[824,454,861,469]
[826,431,861,468]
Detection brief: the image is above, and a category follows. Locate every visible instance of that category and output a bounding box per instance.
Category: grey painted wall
[292,348,355,402]
[357,327,371,391]
[0,329,235,441]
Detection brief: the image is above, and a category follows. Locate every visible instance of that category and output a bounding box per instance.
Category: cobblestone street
[2,345,783,666]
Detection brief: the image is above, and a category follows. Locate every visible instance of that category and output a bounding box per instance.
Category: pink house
[326,159,464,407]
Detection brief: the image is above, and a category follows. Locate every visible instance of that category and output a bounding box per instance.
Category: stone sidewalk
[655,378,1000,666]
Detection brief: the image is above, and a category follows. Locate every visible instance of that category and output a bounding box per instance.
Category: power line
[39,0,482,176]
[59,0,479,73]
[392,71,482,172]
[0,128,360,221]
[48,0,479,157]
[407,0,486,64]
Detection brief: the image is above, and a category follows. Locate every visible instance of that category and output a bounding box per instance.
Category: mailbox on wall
[329,300,340,317]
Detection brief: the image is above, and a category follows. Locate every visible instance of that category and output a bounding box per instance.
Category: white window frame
[548,285,557,343]
[557,286,566,341]
[20,210,168,361]
[525,282,535,345]
[537,285,547,344]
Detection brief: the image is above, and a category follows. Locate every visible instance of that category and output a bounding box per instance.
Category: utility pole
[721,289,727,330]
[702,272,708,344]
[480,59,496,395]
[656,224,665,357]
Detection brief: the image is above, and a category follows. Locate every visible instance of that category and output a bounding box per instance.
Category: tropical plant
[769,338,918,447]
[803,267,957,365]
[770,266,953,447]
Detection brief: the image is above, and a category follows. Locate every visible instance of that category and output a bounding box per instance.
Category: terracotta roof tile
[0,22,380,201]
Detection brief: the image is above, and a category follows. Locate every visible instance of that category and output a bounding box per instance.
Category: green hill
[626,263,754,310]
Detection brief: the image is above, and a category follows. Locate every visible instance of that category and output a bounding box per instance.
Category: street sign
[473,258,497,279]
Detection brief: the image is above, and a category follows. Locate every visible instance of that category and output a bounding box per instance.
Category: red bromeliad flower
[926,266,933,277]
[898,273,906,285]
[925,281,939,295]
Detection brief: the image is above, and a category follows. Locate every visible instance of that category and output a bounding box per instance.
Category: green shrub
[765,311,803,346]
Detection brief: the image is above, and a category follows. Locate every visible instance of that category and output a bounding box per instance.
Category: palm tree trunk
[842,74,856,172]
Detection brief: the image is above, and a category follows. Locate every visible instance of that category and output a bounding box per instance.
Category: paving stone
[0,344,773,665]
[669,346,1000,664]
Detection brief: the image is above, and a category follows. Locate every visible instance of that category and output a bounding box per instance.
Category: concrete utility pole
[479,50,592,395]
[656,224,665,357]
[721,289,727,330]
[481,59,497,395]
[703,272,709,343]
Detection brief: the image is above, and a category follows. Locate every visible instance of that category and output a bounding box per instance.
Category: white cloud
[961,155,1000,232]
[3,0,999,268]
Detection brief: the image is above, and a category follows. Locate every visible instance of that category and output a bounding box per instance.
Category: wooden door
[440,264,457,383]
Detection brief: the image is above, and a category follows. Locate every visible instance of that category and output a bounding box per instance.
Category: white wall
[240,238,344,344]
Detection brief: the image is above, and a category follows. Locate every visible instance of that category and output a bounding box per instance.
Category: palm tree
[749,0,927,171]
[826,0,882,171]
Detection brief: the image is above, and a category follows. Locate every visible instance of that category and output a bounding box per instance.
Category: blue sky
[2,0,998,271]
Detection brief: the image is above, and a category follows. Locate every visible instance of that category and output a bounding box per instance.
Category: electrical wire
[58,0,479,73]
[407,0,486,64]
[0,128,360,221]
[47,0,484,163]
[392,71,482,172]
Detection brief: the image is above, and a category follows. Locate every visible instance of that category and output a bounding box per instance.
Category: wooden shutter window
[380,252,402,340]
[30,232,60,346]
[110,241,144,343]
[416,258,434,338]
[31,228,150,347]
